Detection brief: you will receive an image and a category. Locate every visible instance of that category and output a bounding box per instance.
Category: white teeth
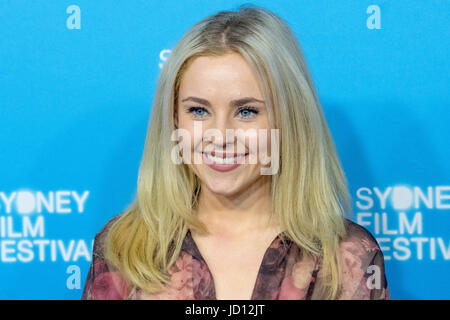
[205,153,246,164]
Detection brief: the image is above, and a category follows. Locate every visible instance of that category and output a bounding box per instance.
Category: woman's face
[175,52,273,197]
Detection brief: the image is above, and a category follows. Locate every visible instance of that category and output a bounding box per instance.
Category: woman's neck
[195,176,279,237]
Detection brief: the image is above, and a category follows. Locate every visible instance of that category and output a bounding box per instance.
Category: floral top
[81,214,389,300]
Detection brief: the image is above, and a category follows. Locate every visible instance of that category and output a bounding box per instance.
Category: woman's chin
[203,181,242,198]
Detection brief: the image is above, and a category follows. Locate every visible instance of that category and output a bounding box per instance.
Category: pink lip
[201,152,248,172]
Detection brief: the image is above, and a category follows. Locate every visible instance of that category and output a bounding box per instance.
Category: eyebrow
[181,96,265,108]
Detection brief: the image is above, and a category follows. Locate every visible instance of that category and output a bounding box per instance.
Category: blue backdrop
[0,0,448,300]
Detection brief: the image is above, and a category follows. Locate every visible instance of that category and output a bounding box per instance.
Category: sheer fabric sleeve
[81,215,132,300]
[337,221,390,300]
[81,233,102,300]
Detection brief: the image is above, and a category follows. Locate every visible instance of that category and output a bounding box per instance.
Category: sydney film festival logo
[0,189,92,263]
[355,185,450,261]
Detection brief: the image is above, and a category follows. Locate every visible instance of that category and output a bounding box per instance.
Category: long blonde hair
[104,4,350,299]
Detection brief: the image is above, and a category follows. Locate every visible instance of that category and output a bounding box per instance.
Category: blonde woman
[82,5,389,300]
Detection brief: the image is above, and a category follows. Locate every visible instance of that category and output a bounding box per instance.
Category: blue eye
[237,106,259,119]
[186,106,259,119]
[187,106,209,118]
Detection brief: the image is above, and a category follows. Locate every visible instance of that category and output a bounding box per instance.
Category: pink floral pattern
[81,254,132,300]
[81,217,390,300]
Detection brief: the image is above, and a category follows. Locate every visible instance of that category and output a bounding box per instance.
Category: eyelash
[186,106,260,119]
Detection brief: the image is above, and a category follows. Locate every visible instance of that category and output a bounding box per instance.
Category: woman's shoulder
[341,218,382,253]
[92,211,126,259]
[338,217,384,268]
[82,211,134,300]
[334,218,389,299]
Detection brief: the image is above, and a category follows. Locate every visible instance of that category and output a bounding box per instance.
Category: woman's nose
[205,114,236,149]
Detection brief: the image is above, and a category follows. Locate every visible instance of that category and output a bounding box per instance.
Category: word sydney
[0,190,90,214]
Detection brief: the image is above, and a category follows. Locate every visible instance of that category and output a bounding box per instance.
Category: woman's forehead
[178,54,265,103]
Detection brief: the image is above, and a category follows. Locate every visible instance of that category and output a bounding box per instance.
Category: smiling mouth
[202,151,249,164]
